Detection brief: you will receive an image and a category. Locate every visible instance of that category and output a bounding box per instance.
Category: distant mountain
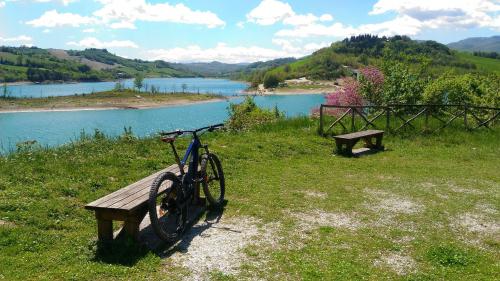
[171,58,297,78]
[171,61,249,77]
[447,36,500,52]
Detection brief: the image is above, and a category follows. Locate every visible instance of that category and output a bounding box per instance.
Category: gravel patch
[168,216,277,280]
[447,182,485,195]
[291,209,362,232]
[374,252,416,275]
[454,213,500,235]
[365,190,423,215]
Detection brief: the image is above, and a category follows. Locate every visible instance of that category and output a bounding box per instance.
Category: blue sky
[1,0,500,63]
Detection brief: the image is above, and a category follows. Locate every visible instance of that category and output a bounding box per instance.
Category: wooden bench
[333,130,384,156]
[85,164,200,242]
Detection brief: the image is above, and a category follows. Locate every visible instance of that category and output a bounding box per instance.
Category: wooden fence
[318,104,500,136]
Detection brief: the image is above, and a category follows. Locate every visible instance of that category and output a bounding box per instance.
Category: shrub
[359,66,384,105]
[226,96,284,131]
[133,74,144,91]
[381,62,427,105]
[423,74,500,107]
[313,77,364,117]
[263,73,281,89]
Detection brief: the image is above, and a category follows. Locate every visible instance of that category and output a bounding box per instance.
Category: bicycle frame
[168,133,205,187]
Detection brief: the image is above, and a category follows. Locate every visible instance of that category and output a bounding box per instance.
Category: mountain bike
[148,124,225,242]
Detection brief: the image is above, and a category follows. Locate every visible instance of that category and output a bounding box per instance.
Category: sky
[1,0,500,63]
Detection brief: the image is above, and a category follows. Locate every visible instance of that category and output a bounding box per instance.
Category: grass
[0,89,223,111]
[0,118,499,280]
[457,52,500,74]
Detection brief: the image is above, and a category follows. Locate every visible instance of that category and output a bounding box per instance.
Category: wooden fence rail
[318,104,500,136]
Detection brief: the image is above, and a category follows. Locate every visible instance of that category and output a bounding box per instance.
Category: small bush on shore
[226,96,284,131]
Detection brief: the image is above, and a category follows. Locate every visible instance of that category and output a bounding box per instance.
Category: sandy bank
[0,98,227,114]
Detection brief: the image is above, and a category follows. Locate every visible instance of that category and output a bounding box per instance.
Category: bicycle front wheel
[200,153,225,208]
[148,172,186,242]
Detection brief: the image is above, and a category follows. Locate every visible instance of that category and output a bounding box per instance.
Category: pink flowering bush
[359,66,385,105]
[312,77,364,117]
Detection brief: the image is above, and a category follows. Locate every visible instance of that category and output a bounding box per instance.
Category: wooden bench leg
[335,141,343,154]
[96,212,113,241]
[122,208,148,240]
[375,135,384,150]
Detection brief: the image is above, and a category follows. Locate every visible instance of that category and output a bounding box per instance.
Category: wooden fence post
[351,107,355,132]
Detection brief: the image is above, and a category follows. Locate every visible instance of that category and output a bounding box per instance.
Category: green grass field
[0,118,498,280]
[457,52,500,74]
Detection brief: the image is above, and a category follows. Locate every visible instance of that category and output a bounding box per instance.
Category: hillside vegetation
[448,35,500,53]
[0,47,196,83]
[248,35,500,87]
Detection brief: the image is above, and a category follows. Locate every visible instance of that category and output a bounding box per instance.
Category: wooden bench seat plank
[84,168,169,208]
[333,130,384,140]
[108,165,193,210]
[85,165,180,210]
[333,130,385,156]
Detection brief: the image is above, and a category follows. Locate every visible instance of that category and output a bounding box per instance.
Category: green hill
[447,36,500,52]
[249,35,500,85]
[0,47,196,83]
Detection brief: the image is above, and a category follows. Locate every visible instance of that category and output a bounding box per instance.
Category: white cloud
[0,1,5,8]
[67,37,139,49]
[370,0,500,30]
[82,28,96,33]
[272,38,329,54]
[0,35,33,45]
[26,10,96,27]
[246,1,335,27]
[236,21,245,29]
[144,40,329,63]
[145,43,295,63]
[42,29,51,33]
[26,0,224,30]
[94,0,225,29]
[246,0,294,25]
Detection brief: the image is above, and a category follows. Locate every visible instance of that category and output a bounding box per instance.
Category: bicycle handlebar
[160,123,224,137]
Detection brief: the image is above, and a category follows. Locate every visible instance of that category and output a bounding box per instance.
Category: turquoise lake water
[6,78,248,98]
[0,90,325,154]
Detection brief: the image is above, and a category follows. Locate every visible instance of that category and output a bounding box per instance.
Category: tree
[263,73,280,89]
[181,83,188,93]
[134,74,144,91]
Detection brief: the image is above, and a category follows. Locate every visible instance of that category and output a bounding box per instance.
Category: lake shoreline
[0,97,228,114]
[243,87,333,95]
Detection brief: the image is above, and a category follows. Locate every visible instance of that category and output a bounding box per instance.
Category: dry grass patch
[290,209,362,232]
[365,190,423,215]
[373,252,416,276]
[302,190,328,199]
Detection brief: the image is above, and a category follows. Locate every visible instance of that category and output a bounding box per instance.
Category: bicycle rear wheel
[200,153,225,208]
[148,172,186,242]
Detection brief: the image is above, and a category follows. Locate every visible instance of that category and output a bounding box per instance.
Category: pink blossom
[313,77,364,117]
